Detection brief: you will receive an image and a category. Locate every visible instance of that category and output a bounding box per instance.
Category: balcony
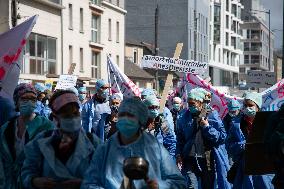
[32,0,64,9]
[89,0,104,13]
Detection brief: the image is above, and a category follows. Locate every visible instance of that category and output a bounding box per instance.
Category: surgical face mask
[243,107,256,117]
[188,105,200,115]
[59,116,82,132]
[100,89,109,98]
[79,94,86,101]
[148,109,159,119]
[19,100,36,116]
[229,112,238,118]
[116,117,140,138]
[173,104,180,111]
[110,105,119,114]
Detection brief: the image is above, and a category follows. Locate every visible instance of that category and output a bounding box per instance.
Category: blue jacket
[34,101,51,118]
[21,129,100,189]
[226,116,274,189]
[0,96,16,126]
[176,109,231,189]
[81,98,111,134]
[0,115,54,189]
[80,132,186,189]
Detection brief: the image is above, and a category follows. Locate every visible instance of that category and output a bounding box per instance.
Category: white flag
[0,15,38,100]
[107,56,141,97]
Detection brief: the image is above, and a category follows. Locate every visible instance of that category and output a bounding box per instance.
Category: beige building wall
[125,45,144,65]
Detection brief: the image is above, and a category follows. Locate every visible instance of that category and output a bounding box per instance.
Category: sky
[262,0,283,49]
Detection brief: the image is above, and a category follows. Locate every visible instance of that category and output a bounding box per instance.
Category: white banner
[246,70,276,88]
[180,74,284,118]
[141,55,208,75]
[0,15,38,100]
[107,56,141,97]
[55,75,77,90]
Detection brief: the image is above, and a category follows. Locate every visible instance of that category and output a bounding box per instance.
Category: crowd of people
[0,78,283,189]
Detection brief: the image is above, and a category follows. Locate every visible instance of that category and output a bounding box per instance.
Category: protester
[144,95,177,159]
[170,96,182,133]
[78,86,88,107]
[81,97,186,189]
[226,92,274,189]
[21,90,100,189]
[176,87,230,189]
[141,88,156,100]
[81,79,111,136]
[105,93,123,139]
[265,104,284,189]
[0,83,54,189]
[34,91,46,115]
[223,99,241,132]
[0,95,16,126]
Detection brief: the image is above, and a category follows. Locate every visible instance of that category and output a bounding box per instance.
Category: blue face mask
[243,107,256,117]
[79,94,86,101]
[100,89,109,98]
[116,117,140,138]
[59,116,82,132]
[173,104,180,111]
[229,112,237,118]
[19,100,36,116]
[188,105,200,114]
[148,109,159,119]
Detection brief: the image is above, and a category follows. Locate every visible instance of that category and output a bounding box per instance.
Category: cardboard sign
[141,55,207,75]
[246,70,276,88]
[55,75,77,90]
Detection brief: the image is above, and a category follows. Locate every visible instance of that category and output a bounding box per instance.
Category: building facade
[0,0,126,87]
[125,0,210,80]
[208,0,243,87]
[239,0,274,81]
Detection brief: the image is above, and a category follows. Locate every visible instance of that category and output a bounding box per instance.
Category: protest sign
[107,56,141,97]
[55,75,77,90]
[45,80,54,91]
[141,55,207,75]
[0,15,38,100]
[246,70,276,88]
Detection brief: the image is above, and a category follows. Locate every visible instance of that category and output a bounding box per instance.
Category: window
[22,33,56,75]
[244,42,250,51]
[90,0,101,5]
[226,15,229,29]
[69,45,73,65]
[231,37,236,49]
[244,55,249,64]
[91,51,100,78]
[91,15,100,43]
[231,4,237,17]
[240,67,245,73]
[80,48,83,71]
[116,55,119,66]
[226,32,229,46]
[48,0,61,4]
[80,8,83,32]
[117,0,119,7]
[251,55,260,64]
[116,21,119,43]
[247,30,250,39]
[133,49,138,63]
[226,0,229,11]
[108,19,112,41]
[68,4,73,29]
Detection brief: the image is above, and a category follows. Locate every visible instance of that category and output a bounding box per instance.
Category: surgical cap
[228,99,241,111]
[78,86,87,93]
[187,88,205,102]
[67,87,79,96]
[110,93,123,101]
[243,92,262,109]
[141,88,155,98]
[13,83,37,104]
[118,97,149,127]
[34,83,46,93]
[95,79,108,90]
[144,95,159,107]
[173,97,182,104]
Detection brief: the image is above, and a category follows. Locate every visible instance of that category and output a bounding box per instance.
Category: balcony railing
[90,0,101,5]
[48,0,61,4]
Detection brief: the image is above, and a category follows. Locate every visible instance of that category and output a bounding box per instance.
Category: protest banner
[45,80,54,91]
[246,70,276,88]
[141,55,208,75]
[0,15,38,100]
[107,56,141,97]
[55,75,78,90]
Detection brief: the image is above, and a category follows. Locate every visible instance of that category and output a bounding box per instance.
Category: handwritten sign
[246,70,276,88]
[141,55,208,75]
[107,56,141,97]
[55,75,77,90]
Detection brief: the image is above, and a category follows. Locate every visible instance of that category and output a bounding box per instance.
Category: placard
[55,75,77,90]
[246,70,276,88]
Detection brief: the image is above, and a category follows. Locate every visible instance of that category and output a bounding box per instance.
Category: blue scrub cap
[141,88,155,98]
[187,88,205,102]
[110,93,123,101]
[228,99,241,111]
[96,79,108,90]
[243,92,262,109]
[143,95,159,107]
[78,86,87,93]
[118,97,149,127]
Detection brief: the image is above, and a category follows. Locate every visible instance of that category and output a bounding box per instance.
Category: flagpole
[107,55,112,96]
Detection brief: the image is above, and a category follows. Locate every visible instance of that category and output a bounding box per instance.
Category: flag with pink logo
[0,15,38,100]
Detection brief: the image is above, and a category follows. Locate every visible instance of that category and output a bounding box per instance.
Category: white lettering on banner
[180,74,284,118]
[107,56,141,97]
[246,70,276,88]
[55,75,77,90]
[141,55,208,75]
